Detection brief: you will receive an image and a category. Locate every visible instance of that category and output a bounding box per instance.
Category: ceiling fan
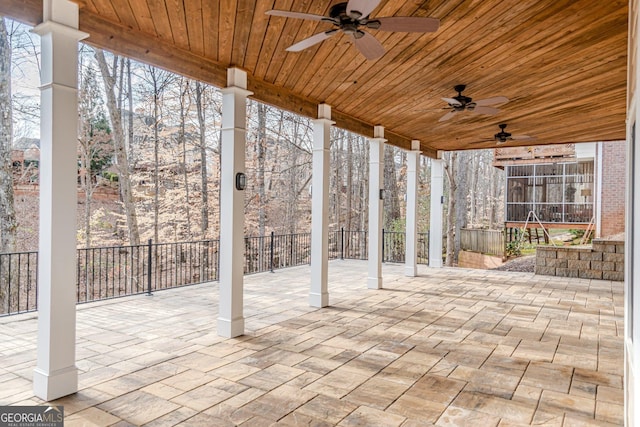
[439,85,509,122]
[266,0,440,60]
[476,124,536,145]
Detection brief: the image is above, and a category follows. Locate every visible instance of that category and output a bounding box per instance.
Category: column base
[33,365,78,401]
[367,277,382,289]
[309,292,329,308]
[404,265,417,277]
[217,317,245,338]
[429,259,443,268]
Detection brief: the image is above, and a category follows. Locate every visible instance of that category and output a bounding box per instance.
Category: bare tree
[140,65,173,242]
[195,81,210,238]
[383,145,401,229]
[444,151,458,266]
[78,66,113,247]
[0,17,16,255]
[0,17,18,313]
[255,102,267,236]
[95,48,140,245]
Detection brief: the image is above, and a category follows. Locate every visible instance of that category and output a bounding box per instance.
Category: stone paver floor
[0,261,624,426]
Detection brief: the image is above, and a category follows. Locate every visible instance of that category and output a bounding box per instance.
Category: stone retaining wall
[535,239,624,281]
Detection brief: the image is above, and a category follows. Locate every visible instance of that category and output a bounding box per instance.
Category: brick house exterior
[599,141,626,237]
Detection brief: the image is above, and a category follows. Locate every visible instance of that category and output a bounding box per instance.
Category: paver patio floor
[0,261,624,426]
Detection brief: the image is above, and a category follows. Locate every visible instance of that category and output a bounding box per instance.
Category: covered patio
[0,0,636,424]
[0,261,623,426]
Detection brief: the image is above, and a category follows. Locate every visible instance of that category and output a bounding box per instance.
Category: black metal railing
[0,251,38,316]
[244,232,311,274]
[76,239,219,304]
[0,229,429,317]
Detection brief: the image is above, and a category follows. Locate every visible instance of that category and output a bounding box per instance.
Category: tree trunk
[383,145,401,229]
[195,81,210,238]
[95,49,140,245]
[444,151,458,266]
[454,151,469,260]
[0,17,17,254]
[469,152,479,226]
[150,68,160,243]
[345,133,353,236]
[0,17,18,313]
[179,79,191,239]
[256,103,267,236]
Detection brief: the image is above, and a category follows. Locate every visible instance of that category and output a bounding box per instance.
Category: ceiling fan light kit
[266,0,440,60]
[439,84,509,122]
[485,124,537,145]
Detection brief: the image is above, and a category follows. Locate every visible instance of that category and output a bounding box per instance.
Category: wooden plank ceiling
[1,0,628,157]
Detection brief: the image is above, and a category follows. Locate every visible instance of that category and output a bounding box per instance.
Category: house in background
[493,141,626,239]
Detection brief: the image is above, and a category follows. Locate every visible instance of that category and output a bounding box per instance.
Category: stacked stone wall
[535,239,624,281]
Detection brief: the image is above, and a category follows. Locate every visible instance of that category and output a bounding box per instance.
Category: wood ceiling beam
[0,0,42,26]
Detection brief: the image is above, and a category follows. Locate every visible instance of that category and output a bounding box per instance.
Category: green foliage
[102,171,119,182]
[505,240,522,257]
[569,229,585,239]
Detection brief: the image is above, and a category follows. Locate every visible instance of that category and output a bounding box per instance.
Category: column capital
[411,140,421,152]
[220,86,253,97]
[373,125,386,140]
[32,20,88,40]
[318,103,331,119]
[227,67,247,89]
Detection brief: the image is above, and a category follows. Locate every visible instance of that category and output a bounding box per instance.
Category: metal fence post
[147,239,153,296]
[270,231,275,273]
[340,227,344,260]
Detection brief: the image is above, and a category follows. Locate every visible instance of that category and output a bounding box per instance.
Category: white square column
[217,68,252,338]
[405,141,420,277]
[626,2,640,424]
[310,104,334,307]
[368,126,385,289]
[32,0,88,401]
[429,155,444,268]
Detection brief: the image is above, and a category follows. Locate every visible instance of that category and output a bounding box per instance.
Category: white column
[405,141,420,276]
[627,111,640,427]
[310,104,333,307]
[32,0,87,401]
[368,126,385,289]
[217,68,252,338]
[625,4,639,425]
[429,155,444,268]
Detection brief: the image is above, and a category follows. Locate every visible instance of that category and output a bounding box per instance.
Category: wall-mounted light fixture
[235,172,247,191]
[379,189,385,200]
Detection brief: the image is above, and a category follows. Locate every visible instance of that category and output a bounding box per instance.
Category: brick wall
[601,141,626,237]
[535,239,624,281]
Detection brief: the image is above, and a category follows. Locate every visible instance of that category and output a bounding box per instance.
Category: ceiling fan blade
[352,31,385,60]
[347,0,382,18]
[442,97,462,106]
[287,30,338,52]
[375,17,440,32]
[512,135,537,141]
[266,9,329,21]
[472,106,500,115]
[439,110,458,122]
[475,96,509,106]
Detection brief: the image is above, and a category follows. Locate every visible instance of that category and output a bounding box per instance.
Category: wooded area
[0,17,505,264]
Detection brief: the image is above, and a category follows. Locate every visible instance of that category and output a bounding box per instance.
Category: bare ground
[492,255,536,272]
